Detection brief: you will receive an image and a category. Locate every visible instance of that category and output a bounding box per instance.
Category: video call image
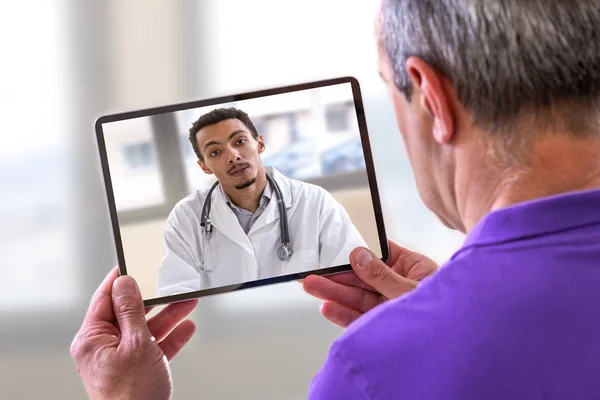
[100,82,383,301]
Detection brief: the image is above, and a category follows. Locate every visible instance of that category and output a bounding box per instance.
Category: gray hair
[379,0,600,137]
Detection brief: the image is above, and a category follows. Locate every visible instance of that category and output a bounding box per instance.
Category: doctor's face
[195,118,266,191]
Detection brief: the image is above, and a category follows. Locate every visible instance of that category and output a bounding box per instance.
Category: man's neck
[460,135,600,232]
[224,169,268,213]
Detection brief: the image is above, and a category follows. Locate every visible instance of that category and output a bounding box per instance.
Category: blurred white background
[0,1,465,399]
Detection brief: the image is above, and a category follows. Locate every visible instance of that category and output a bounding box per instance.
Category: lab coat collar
[245,166,293,236]
[207,166,294,246]
[219,180,273,214]
[265,166,293,210]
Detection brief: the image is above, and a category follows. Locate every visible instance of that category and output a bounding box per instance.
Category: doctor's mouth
[228,162,251,177]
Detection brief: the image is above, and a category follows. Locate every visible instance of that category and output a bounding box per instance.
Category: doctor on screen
[156,107,367,297]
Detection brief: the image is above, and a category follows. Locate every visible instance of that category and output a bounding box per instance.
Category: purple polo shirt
[309,188,600,399]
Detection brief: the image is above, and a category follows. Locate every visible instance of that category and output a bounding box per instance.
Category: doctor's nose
[227,150,242,164]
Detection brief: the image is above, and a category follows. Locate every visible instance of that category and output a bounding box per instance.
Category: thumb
[351,248,418,299]
[112,276,152,342]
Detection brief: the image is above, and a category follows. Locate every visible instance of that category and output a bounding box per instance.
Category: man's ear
[405,57,455,145]
[197,160,213,175]
[257,135,266,154]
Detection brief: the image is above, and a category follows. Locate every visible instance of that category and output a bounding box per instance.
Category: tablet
[95,76,389,306]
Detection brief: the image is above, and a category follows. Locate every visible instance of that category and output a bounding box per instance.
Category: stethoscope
[197,172,293,272]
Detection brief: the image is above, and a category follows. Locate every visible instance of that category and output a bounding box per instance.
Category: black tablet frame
[95,76,389,306]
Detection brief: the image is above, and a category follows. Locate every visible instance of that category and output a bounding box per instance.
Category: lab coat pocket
[281,249,319,275]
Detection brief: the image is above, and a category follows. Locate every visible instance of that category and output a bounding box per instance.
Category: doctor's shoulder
[288,178,334,210]
[164,189,207,227]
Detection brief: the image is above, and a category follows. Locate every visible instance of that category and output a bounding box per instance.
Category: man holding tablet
[71,0,600,398]
[157,107,367,297]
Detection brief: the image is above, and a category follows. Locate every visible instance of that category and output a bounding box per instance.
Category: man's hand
[303,239,438,328]
[70,267,198,400]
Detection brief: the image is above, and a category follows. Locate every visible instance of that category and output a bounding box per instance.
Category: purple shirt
[309,188,600,399]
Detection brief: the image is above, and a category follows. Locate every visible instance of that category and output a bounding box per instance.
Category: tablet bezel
[95,76,389,306]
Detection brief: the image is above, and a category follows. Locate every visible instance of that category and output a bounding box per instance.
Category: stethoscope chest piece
[277,243,292,261]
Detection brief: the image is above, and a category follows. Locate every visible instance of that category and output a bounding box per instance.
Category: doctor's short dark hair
[189,107,259,162]
[379,0,600,140]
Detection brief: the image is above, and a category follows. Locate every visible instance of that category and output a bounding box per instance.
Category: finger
[385,239,425,273]
[351,247,418,300]
[325,271,377,293]
[302,275,382,313]
[386,239,439,279]
[159,319,196,362]
[83,267,120,325]
[148,299,198,342]
[111,275,152,342]
[112,303,153,333]
[384,238,405,267]
[320,302,362,329]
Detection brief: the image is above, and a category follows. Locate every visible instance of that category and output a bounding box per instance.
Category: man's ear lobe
[197,160,213,175]
[257,136,266,153]
[406,57,455,144]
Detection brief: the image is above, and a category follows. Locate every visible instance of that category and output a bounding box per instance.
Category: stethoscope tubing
[199,172,291,258]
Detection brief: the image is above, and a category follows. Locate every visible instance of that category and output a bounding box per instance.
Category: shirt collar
[462,188,600,249]
[220,180,273,214]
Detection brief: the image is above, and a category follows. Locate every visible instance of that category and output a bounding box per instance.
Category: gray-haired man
[71,1,600,399]
[306,1,600,398]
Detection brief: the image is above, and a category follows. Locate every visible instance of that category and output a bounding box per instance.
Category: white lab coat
[156,167,366,297]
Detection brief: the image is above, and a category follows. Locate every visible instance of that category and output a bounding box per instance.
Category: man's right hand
[70,268,198,400]
[302,239,439,328]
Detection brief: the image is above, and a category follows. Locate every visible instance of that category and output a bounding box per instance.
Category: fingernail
[355,248,375,267]
[113,276,138,297]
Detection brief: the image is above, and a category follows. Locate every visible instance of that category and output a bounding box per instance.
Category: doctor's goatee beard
[235,178,256,190]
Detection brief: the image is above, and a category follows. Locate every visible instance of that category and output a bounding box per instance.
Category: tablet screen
[96,77,388,305]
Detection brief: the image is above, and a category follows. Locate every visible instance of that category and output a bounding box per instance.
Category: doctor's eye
[209,149,220,157]
[235,138,247,146]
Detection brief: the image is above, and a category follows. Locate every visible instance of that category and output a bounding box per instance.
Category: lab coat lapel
[250,167,293,233]
[270,167,293,210]
[210,188,254,255]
